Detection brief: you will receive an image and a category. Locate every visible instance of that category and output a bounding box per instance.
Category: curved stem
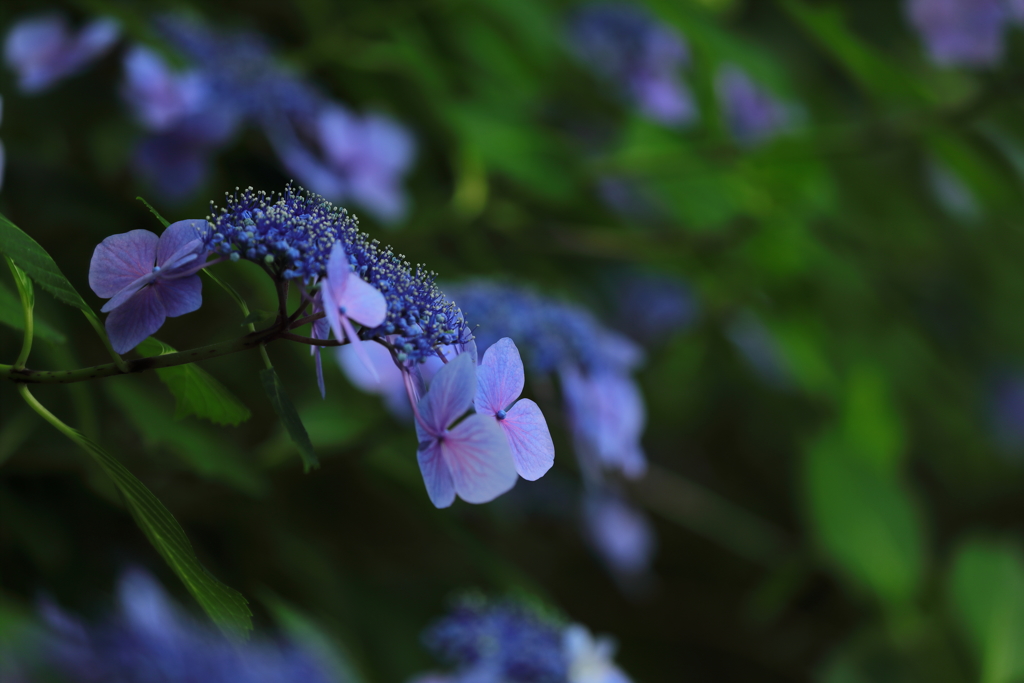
[6,257,33,370]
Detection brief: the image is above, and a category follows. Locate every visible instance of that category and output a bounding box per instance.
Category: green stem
[6,257,34,370]
[18,384,80,444]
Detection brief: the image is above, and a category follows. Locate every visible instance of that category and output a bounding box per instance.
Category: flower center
[496,409,507,420]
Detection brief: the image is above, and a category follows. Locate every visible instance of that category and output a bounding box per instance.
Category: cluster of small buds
[207,186,470,364]
[416,598,632,683]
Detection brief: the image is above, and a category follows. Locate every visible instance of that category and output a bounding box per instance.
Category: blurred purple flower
[567,3,697,126]
[726,311,791,388]
[31,569,339,683]
[609,271,697,344]
[906,0,1009,67]
[475,338,556,481]
[4,14,119,93]
[415,352,518,508]
[422,599,568,683]
[990,373,1024,454]
[561,366,647,479]
[583,493,655,578]
[122,45,209,131]
[715,66,791,147]
[88,220,210,353]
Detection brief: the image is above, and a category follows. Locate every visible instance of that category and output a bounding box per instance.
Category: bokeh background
[4,0,1024,681]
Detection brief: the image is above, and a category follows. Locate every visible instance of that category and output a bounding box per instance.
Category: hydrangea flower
[4,13,119,93]
[122,45,214,132]
[567,3,696,126]
[26,569,340,683]
[205,186,471,365]
[905,0,1009,67]
[583,493,655,578]
[416,352,518,507]
[715,66,791,147]
[475,338,555,481]
[282,106,417,224]
[88,219,211,353]
[320,242,388,380]
[417,598,634,683]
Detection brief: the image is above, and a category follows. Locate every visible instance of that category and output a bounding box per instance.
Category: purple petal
[325,242,351,303]
[350,173,408,224]
[117,568,183,637]
[104,286,166,354]
[475,337,525,417]
[122,46,205,131]
[417,441,456,508]
[443,414,517,504]
[417,352,477,436]
[584,494,655,576]
[317,105,360,167]
[314,347,325,399]
[501,399,554,481]
[155,275,202,318]
[340,273,387,328]
[89,229,159,297]
[100,272,155,313]
[341,314,379,383]
[362,115,416,173]
[156,219,207,268]
[321,277,344,347]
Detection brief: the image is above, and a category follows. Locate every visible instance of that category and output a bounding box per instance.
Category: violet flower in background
[25,569,340,683]
[608,270,697,345]
[417,598,633,683]
[715,66,791,147]
[4,14,119,94]
[990,373,1024,457]
[583,492,656,580]
[567,3,697,127]
[905,0,1010,67]
[88,220,211,353]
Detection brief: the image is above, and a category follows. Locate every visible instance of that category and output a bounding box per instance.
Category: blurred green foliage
[4,0,1024,680]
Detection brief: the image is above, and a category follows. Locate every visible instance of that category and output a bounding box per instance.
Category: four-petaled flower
[474,337,555,481]
[320,242,388,382]
[88,219,209,353]
[416,352,518,508]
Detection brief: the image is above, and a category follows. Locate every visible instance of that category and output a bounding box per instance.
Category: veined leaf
[76,431,252,634]
[0,210,92,313]
[136,337,252,426]
[260,367,319,472]
[0,277,65,343]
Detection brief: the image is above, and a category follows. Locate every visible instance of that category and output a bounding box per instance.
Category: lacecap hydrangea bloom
[88,186,549,507]
[414,598,632,683]
[905,0,1024,67]
[23,569,341,683]
[567,2,697,127]
[4,13,119,93]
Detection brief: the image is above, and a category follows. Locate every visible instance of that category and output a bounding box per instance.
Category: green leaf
[949,538,1024,683]
[136,195,171,227]
[260,367,319,472]
[76,432,252,634]
[804,431,927,605]
[0,210,92,313]
[0,278,66,343]
[106,382,266,496]
[135,338,251,426]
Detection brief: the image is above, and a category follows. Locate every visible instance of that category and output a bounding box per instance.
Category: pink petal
[501,399,554,481]
[475,337,525,417]
[104,286,166,354]
[417,352,476,436]
[443,414,517,504]
[340,314,379,384]
[89,230,158,297]
[417,441,456,508]
[314,347,325,399]
[100,272,155,313]
[154,275,201,318]
[340,273,387,328]
[337,340,401,392]
[320,276,345,344]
